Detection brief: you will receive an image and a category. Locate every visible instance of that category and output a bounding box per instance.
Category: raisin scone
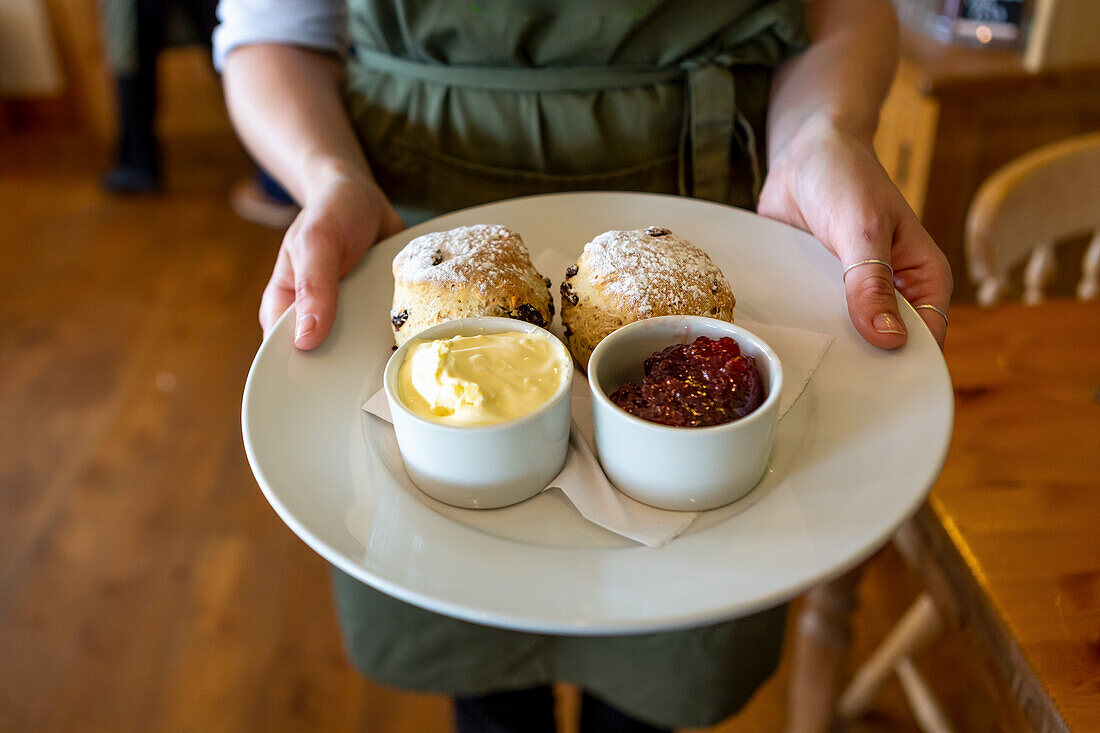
[390,225,554,346]
[559,226,736,369]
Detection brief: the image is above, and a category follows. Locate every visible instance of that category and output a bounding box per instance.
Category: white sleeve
[212,0,349,72]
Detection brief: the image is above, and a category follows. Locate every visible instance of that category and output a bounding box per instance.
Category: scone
[390,225,554,346]
[559,226,736,369]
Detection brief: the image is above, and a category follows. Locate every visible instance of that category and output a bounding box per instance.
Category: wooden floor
[0,132,1012,732]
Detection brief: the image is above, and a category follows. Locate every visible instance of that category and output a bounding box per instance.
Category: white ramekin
[587,316,783,511]
[383,317,573,509]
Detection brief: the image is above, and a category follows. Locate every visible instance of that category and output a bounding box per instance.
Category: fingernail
[295,314,316,341]
[873,313,906,335]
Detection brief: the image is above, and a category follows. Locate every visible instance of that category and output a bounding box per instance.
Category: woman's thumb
[842,257,907,349]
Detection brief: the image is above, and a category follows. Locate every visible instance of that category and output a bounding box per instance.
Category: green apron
[335,1,807,727]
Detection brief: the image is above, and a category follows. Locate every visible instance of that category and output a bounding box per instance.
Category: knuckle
[295,276,323,301]
[939,268,954,298]
[854,273,896,302]
[287,219,338,257]
[299,218,338,246]
[920,249,954,298]
[280,226,296,250]
[856,209,894,244]
[285,236,306,259]
[258,296,277,329]
[935,254,955,295]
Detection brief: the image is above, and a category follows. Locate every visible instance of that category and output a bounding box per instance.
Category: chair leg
[837,592,943,721]
[896,656,956,733]
[1077,229,1100,301]
[1023,243,1057,305]
[787,565,865,733]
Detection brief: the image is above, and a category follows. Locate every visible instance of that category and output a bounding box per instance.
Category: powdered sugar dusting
[393,225,537,295]
[582,228,732,316]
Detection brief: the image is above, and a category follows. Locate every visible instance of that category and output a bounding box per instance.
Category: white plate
[242,192,953,635]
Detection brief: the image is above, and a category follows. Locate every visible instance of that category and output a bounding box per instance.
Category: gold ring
[915,304,948,324]
[842,259,893,282]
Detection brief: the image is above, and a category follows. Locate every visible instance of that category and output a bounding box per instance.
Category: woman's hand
[758,114,952,349]
[259,173,405,348]
[222,44,403,349]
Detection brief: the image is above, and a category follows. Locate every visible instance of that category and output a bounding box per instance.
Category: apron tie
[351,46,755,203]
[682,62,735,203]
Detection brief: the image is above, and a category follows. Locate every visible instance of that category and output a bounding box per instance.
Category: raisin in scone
[390,225,554,346]
[559,226,736,369]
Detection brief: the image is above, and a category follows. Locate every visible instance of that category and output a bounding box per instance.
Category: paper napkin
[361,250,832,547]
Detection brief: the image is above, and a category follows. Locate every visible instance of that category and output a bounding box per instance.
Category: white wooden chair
[966,131,1100,306]
[831,543,954,733]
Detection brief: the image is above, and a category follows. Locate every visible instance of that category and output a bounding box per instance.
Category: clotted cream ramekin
[383,317,573,509]
[587,316,782,511]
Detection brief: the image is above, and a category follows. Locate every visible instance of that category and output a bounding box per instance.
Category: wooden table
[789,301,1100,731]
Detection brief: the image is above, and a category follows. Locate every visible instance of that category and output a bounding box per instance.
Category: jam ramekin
[383,317,573,509]
[587,316,783,511]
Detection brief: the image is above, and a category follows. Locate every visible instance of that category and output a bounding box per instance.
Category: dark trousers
[112,0,292,203]
[454,686,672,733]
[113,0,217,174]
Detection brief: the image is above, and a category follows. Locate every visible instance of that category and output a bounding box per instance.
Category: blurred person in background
[98,0,298,228]
[216,0,952,730]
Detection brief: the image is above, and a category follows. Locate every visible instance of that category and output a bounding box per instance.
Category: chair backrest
[965,132,1100,306]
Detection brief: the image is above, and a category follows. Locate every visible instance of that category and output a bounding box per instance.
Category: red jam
[609,336,765,428]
